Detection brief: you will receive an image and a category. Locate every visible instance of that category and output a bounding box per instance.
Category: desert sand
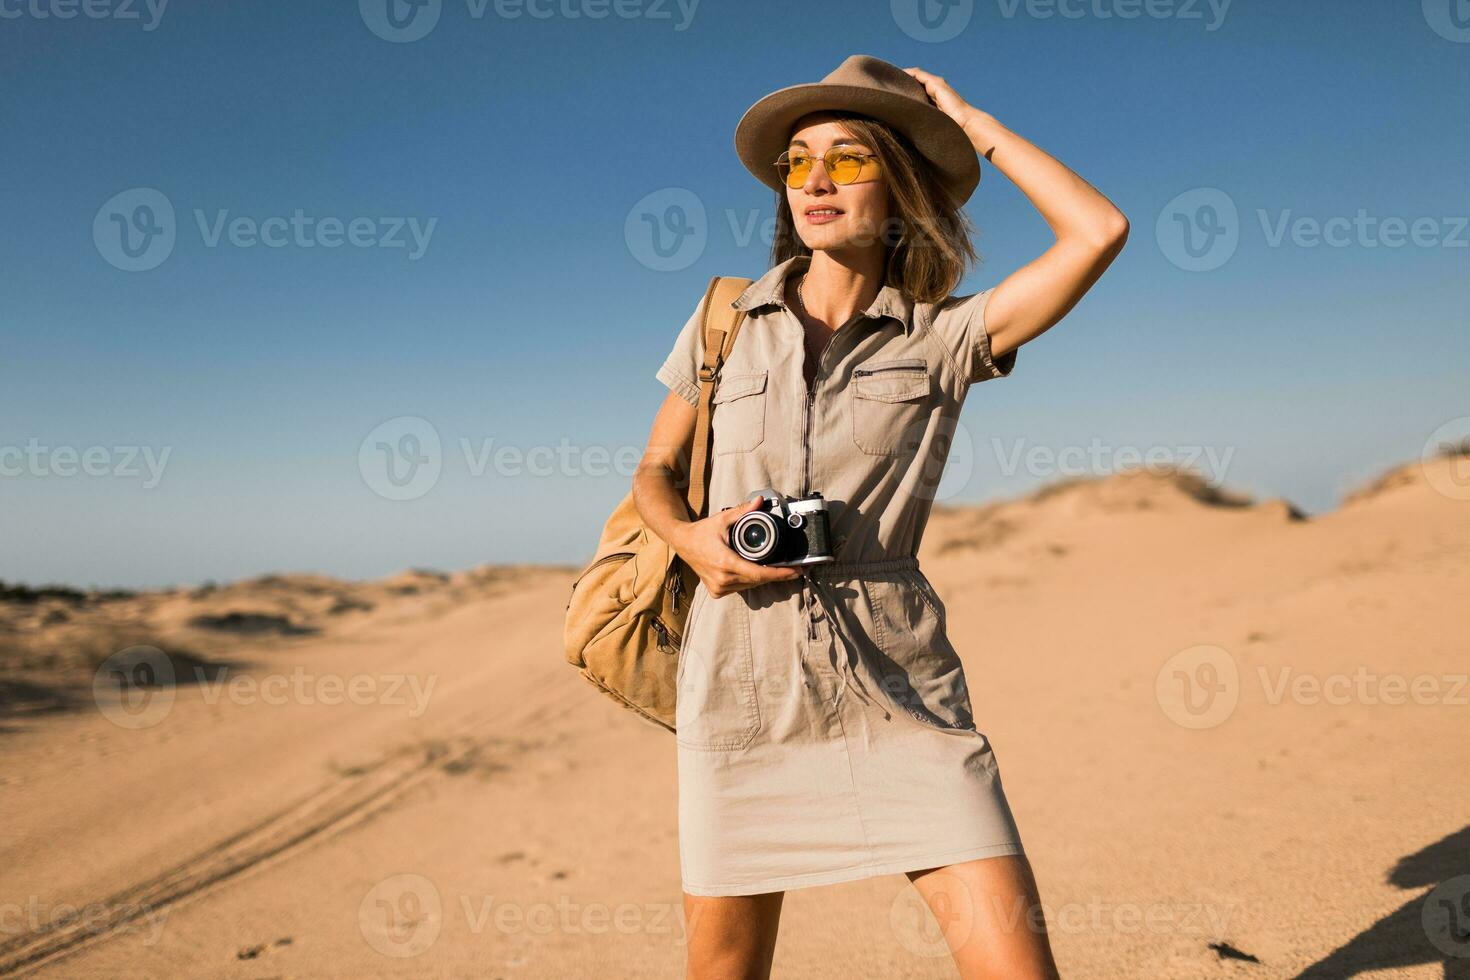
[2,453,1467,979]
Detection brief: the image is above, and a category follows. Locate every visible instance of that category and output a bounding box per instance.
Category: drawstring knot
[801,573,890,721]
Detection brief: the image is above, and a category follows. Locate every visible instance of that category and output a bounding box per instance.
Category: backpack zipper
[566,550,635,608]
[651,616,680,653]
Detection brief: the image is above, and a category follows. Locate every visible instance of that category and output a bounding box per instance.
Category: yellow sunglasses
[774,146,882,189]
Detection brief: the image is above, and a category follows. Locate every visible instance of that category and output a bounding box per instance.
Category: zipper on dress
[801,325,843,495]
[801,384,814,495]
[852,364,924,378]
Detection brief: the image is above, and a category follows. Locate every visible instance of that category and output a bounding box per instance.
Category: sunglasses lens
[776,149,876,188]
[826,151,866,184]
[778,152,813,188]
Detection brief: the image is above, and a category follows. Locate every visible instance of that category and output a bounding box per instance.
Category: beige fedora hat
[734,54,980,207]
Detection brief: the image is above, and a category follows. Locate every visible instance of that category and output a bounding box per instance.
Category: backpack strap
[686,275,753,519]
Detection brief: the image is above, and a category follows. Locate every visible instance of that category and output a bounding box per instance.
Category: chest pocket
[849,358,932,456]
[712,369,767,455]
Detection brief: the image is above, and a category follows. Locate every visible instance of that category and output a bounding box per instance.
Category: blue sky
[1,0,1466,588]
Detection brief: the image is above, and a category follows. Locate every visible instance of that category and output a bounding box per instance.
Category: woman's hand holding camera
[670,498,802,599]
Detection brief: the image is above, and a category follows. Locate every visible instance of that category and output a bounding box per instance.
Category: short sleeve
[959,287,1017,384]
[654,293,708,407]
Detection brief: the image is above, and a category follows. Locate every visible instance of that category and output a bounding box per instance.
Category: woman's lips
[803,207,844,225]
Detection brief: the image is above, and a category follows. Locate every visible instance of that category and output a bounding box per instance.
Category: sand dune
[1,453,1467,978]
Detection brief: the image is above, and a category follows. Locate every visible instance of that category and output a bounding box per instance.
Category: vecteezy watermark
[0,439,171,488]
[93,188,437,272]
[359,874,443,958]
[460,438,645,480]
[993,0,1231,29]
[991,437,1236,484]
[91,646,438,730]
[359,416,444,501]
[93,188,176,272]
[357,875,688,957]
[1156,644,1240,729]
[1423,0,1470,43]
[362,413,978,504]
[93,645,177,729]
[1257,667,1470,709]
[358,0,699,42]
[891,0,1231,41]
[891,0,974,43]
[1157,645,1470,729]
[1421,418,1470,502]
[1422,874,1470,959]
[193,667,438,719]
[624,188,921,272]
[1157,187,1470,272]
[624,188,708,272]
[0,0,168,30]
[0,897,169,946]
[889,876,1237,960]
[357,416,661,502]
[458,895,685,940]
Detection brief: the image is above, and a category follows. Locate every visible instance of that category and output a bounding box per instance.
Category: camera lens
[731,512,779,562]
[741,523,769,550]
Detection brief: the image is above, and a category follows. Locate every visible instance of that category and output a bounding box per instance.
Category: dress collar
[731,255,915,334]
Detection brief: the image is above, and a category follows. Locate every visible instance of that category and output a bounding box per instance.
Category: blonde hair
[770,112,979,304]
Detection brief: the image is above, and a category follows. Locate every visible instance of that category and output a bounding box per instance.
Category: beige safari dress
[656,254,1025,897]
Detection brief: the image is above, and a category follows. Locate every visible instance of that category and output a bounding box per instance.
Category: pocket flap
[713,370,767,404]
[852,360,930,403]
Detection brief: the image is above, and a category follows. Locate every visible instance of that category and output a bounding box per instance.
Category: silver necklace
[795,273,808,315]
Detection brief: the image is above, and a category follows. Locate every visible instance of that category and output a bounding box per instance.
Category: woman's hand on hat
[905,66,999,155]
[669,498,802,598]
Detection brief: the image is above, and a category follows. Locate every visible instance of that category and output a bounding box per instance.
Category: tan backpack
[563,275,753,732]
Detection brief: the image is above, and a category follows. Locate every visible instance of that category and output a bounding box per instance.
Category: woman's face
[784,113,891,255]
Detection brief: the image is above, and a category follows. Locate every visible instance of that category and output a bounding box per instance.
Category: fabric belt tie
[796,556,920,721]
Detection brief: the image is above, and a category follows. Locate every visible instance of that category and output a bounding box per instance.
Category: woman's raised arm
[906,67,1130,360]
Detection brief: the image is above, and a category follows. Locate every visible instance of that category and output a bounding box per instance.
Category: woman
[632,55,1126,980]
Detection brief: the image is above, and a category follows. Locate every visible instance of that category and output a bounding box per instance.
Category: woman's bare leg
[682,891,785,980]
[906,855,1062,980]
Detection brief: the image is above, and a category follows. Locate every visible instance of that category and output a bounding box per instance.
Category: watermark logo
[1423,0,1470,42]
[359,874,443,957]
[991,437,1235,485]
[1257,667,1468,708]
[361,0,698,41]
[1420,418,1470,502]
[892,414,977,503]
[359,416,443,501]
[890,879,971,957]
[195,668,437,718]
[0,898,169,946]
[93,188,437,270]
[1423,874,1470,959]
[1159,187,1469,271]
[625,187,707,272]
[360,0,442,42]
[1156,644,1239,729]
[0,0,169,30]
[996,0,1231,30]
[1156,187,1239,272]
[892,0,973,42]
[94,188,176,272]
[93,645,176,729]
[0,440,171,488]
